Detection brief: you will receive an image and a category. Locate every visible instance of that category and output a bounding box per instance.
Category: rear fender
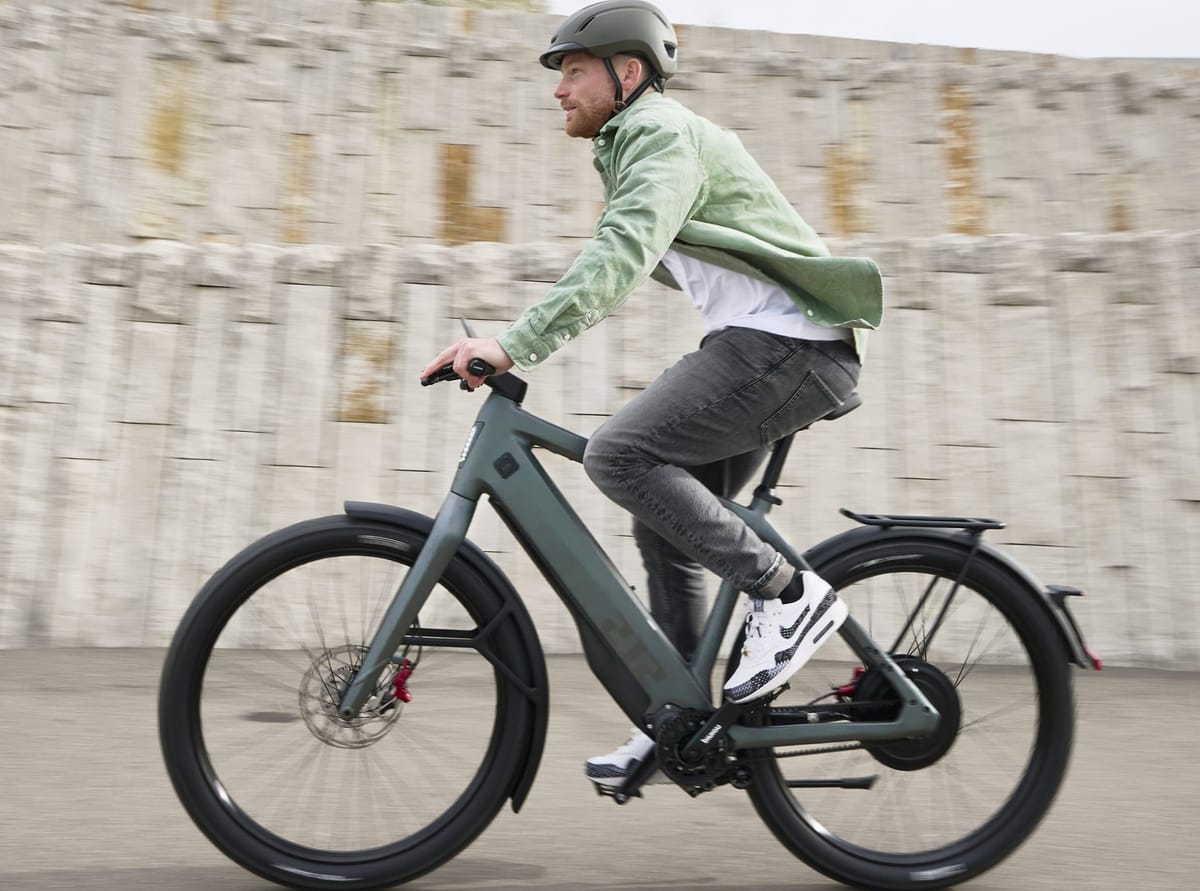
[343,501,550,810]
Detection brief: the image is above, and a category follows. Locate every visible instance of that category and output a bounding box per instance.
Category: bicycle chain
[772,742,864,759]
[765,704,865,758]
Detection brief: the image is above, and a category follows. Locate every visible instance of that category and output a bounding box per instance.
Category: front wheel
[159,514,539,890]
[743,534,1074,890]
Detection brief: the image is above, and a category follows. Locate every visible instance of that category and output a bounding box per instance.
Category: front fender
[344,501,550,811]
[803,521,1098,670]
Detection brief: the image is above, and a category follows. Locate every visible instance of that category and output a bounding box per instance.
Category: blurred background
[0,0,1197,668]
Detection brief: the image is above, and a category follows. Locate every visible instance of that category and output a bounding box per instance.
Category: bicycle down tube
[341,387,940,745]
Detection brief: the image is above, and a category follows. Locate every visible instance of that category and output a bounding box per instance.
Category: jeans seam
[630,472,743,582]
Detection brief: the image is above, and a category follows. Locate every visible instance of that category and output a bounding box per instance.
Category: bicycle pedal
[593,782,642,804]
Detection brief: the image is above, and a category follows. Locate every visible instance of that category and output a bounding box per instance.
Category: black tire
[159,515,537,890]
[741,534,1074,890]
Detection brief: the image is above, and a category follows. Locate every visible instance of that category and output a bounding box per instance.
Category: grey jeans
[582,326,860,660]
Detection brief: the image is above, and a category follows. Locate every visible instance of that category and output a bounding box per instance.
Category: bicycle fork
[337,492,476,719]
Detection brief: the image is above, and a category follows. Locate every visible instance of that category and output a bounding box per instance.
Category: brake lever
[419,363,458,387]
[419,358,496,390]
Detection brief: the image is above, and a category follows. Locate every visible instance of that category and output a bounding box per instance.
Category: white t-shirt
[659,249,850,342]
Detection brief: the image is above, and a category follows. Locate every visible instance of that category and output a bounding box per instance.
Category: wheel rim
[762,558,1059,862]
[191,546,503,856]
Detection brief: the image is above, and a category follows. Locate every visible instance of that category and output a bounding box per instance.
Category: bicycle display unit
[159,354,1099,891]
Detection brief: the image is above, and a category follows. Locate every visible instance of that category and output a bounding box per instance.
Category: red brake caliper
[835,666,866,701]
[392,658,415,703]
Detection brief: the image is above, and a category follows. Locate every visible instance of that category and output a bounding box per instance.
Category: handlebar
[420,358,496,390]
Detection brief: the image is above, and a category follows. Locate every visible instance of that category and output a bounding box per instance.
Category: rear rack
[841,509,1005,531]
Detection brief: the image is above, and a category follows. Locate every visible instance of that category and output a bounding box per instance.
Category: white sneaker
[723,571,848,704]
[584,729,668,787]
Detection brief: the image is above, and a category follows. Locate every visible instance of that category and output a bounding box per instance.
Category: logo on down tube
[459,422,483,465]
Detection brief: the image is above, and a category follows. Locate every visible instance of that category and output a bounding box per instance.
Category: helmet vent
[577,15,597,32]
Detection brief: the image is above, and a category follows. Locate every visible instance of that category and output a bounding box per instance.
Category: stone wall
[2,1,1198,245]
[0,2,1198,666]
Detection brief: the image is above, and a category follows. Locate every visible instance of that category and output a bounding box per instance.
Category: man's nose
[553,79,568,99]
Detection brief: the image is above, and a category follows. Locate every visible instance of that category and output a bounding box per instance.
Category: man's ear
[621,55,645,90]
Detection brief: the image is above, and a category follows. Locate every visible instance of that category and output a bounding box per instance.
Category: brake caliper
[392,658,415,704]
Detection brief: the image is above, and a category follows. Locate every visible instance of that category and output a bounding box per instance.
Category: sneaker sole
[725,593,849,704]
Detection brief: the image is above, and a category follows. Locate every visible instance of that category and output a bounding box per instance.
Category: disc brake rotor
[299,644,402,749]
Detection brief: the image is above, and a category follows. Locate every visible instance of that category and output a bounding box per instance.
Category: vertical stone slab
[940,442,996,519]
[263,463,323,536]
[129,57,205,240]
[0,403,63,645]
[209,430,269,574]
[337,319,395,424]
[173,285,229,460]
[273,283,334,467]
[54,276,122,452]
[931,269,990,447]
[329,420,385,506]
[123,321,180,425]
[439,143,507,246]
[0,247,39,406]
[225,320,276,435]
[994,419,1068,548]
[45,455,114,644]
[886,303,938,484]
[394,249,447,475]
[1051,245,1121,480]
[94,422,169,646]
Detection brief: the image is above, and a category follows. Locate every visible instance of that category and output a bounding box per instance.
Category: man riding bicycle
[422,0,883,787]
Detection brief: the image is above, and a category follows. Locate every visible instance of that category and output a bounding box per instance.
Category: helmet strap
[603,56,663,118]
[603,57,626,111]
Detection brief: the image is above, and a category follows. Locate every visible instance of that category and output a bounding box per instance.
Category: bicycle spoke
[767,562,1049,859]
[192,546,503,853]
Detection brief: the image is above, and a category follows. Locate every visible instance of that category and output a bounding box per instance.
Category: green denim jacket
[497,93,883,369]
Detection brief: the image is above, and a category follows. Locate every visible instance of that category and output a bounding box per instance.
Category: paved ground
[0,649,1197,891]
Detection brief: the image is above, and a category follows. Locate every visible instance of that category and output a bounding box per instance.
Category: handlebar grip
[466,358,495,377]
[420,358,497,389]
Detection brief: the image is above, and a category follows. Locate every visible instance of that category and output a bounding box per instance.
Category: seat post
[748,391,860,509]
[752,434,795,507]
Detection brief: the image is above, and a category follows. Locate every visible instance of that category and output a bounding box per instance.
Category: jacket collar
[595,90,666,139]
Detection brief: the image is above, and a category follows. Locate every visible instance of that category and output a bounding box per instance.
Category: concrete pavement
[0,649,1196,890]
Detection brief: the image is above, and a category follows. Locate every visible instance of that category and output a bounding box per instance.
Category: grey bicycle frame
[340,386,939,750]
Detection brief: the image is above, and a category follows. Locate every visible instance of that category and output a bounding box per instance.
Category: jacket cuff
[497,324,553,371]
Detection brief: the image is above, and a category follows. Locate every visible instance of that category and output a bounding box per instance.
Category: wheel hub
[299,644,402,749]
[851,655,961,771]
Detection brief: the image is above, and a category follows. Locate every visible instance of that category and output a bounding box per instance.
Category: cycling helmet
[540,0,679,81]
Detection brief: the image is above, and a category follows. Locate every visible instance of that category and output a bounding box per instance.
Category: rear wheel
[743,534,1074,890]
[159,515,538,890]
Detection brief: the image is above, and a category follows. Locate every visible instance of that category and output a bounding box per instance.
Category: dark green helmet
[539,0,678,80]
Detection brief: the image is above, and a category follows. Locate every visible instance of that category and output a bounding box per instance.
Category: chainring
[655,708,737,793]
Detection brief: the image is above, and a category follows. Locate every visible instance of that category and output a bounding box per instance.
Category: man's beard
[566,102,610,139]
